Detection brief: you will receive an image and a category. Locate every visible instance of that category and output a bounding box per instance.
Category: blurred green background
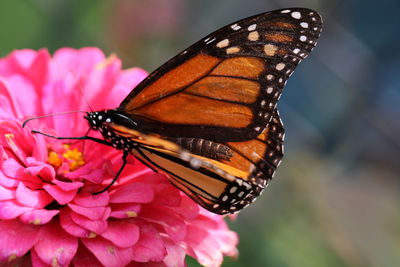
[1,0,399,266]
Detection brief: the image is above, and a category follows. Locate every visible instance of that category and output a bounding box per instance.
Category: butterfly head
[84,111,111,131]
[84,109,140,151]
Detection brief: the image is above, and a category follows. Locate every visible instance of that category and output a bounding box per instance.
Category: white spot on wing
[226,47,240,54]
[300,22,309,28]
[291,11,301,19]
[247,24,257,31]
[230,23,241,31]
[216,39,229,48]
[275,63,286,71]
[248,31,259,41]
[206,37,216,44]
[190,158,202,169]
[180,151,190,161]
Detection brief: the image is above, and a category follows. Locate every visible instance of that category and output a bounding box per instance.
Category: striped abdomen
[169,137,233,161]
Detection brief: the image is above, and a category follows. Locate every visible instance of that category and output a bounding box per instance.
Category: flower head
[0,48,238,266]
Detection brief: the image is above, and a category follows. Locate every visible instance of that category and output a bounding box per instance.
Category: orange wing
[118,8,322,141]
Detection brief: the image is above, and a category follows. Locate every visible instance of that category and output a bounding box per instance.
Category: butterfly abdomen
[169,137,233,161]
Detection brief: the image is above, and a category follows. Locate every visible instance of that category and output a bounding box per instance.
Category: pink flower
[0,48,238,266]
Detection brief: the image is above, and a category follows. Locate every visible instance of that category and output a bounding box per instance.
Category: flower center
[48,144,85,171]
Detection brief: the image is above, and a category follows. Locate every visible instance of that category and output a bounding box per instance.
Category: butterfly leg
[93,151,128,195]
[93,152,128,195]
[31,130,112,147]
[31,130,130,194]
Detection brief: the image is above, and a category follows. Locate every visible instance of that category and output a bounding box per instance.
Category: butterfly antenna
[69,68,93,112]
[22,110,87,128]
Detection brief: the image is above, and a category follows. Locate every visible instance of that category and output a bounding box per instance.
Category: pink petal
[52,47,105,81]
[68,203,110,220]
[80,168,106,184]
[212,229,238,257]
[0,80,22,119]
[116,67,148,97]
[19,209,59,225]
[1,75,38,118]
[0,200,32,219]
[24,162,55,182]
[4,131,29,165]
[73,192,109,207]
[131,224,166,262]
[0,171,18,187]
[70,212,108,234]
[0,145,5,167]
[84,58,122,111]
[30,249,48,267]
[101,221,139,248]
[2,158,41,186]
[0,120,33,154]
[53,179,84,191]
[110,182,154,204]
[64,162,105,184]
[42,183,78,205]
[10,49,39,71]
[186,225,223,267]
[0,219,39,262]
[16,182,52,208]
[63,162,94,179]
[34,220,78,266]
[0,184,15,200]
[140,206,187,242]
[71,243,103,266]
[170,196,200,220]
[110,203,142,219]
[151,179,181,207]
[81,237,133,267]
[59,208,90,238]
[162,237,186,267]
[27,49,50,90]
[31,132,48,163]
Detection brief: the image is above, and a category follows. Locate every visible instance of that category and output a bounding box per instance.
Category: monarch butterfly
[29,8,322,214]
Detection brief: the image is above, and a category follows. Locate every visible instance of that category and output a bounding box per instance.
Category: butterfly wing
[106,108,284,214]
[119,8,322,141]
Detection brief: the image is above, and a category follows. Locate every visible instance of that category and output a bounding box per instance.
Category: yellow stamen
[62,146,85,171]
[48,151,62,168]
[126,211,138,218]
[108,246,116,255]
[8,254,17,262]
[5,133,17,151]
[88,232,97,238]
[31,218,42,225]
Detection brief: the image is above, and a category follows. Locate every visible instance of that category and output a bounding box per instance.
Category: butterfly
[30,8,322,214]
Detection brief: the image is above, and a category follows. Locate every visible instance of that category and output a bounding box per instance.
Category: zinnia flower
[0,48,238,266]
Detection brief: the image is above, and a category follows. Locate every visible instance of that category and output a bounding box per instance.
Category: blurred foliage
[0,0,399,266]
